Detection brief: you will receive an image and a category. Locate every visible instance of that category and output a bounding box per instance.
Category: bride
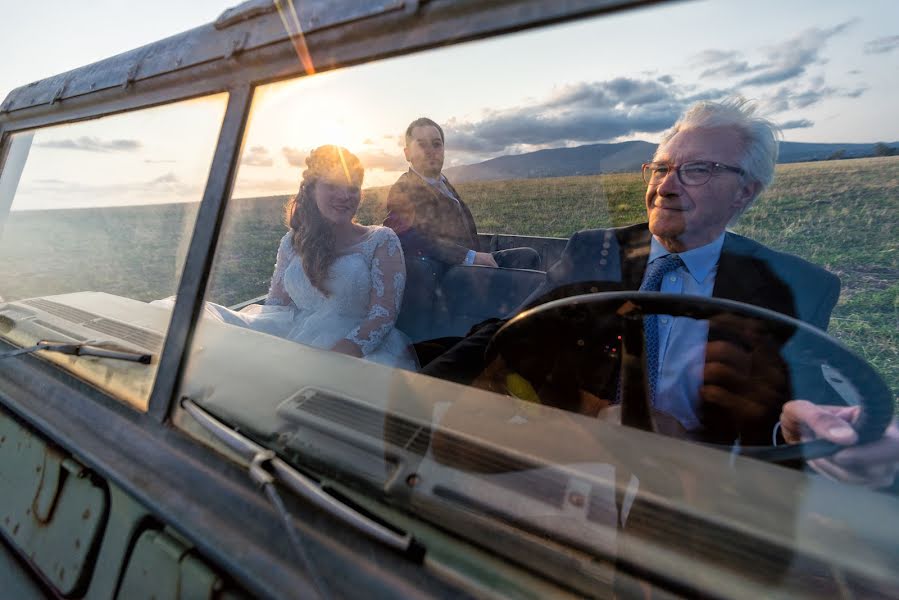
[197,145,417,370]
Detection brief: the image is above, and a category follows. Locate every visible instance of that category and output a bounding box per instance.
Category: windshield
[15,0,890,595]
[0,94,228,410]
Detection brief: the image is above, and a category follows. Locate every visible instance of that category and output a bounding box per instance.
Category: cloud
[760,76,866,113]
[280,145,405,172]
[690,49,740,65]
[779,119,814,130]
[701,61,758,79]
[549,78,674,107]
[439,22,855,160]
[739,20,857,86]
[762,83,830,112]
[683,88,733,102]
[356,149,407,171]
[442,77,695,156]
[282,146,307,167]
[20,172,201,200]
[233,178,300,198]
[691,48,759,79]
[691,20,857,88]
[150,173,179,185]
[36,136,141,153]
[739,66,802,87]
[241,145,274,167]
[436,52,867,161]
[864,35,899,54]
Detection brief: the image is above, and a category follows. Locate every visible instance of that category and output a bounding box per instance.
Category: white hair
[655,98,781,208]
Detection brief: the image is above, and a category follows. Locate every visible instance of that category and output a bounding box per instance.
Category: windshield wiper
[181,397,426,595]
[0,340,153,363]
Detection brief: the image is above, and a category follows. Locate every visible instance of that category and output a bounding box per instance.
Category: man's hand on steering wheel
[781,400,899,489]
[700,313,791,446]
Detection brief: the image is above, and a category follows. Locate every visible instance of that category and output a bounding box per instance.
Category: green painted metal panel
[0,412,107,595]
[117,528,245,600]
[0,539,46,599]
[116,530,185,599]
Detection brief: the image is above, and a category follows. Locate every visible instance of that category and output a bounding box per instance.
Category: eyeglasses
[642,161,745,186]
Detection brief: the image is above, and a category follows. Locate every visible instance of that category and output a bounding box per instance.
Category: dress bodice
[283,252,372,318]
[265,226,407,356]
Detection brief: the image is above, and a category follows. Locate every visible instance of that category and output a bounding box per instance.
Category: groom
[384,117,541,271]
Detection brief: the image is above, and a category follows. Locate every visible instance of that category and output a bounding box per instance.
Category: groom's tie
[638,254,684,402]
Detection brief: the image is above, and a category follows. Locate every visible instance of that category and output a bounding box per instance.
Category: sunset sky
[2,0,897,210]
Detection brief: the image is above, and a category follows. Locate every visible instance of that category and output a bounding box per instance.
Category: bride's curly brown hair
[285,145,364,296]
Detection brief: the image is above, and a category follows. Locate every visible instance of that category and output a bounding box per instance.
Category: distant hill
[777,142,897,163]
[444,141,656,182]
[444,140,899,183]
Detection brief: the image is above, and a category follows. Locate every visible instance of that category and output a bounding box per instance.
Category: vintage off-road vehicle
[1,1,897,598]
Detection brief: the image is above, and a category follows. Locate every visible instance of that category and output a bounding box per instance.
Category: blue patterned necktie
[638,254,684,402]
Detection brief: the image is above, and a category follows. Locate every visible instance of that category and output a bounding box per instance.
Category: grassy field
[2,156,896,399]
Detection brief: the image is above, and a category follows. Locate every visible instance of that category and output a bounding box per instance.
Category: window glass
[0,94,228,410]
[177,2,898,596]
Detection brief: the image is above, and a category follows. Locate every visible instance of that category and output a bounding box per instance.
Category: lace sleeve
[265,232,294,306]
[346,229,406,355]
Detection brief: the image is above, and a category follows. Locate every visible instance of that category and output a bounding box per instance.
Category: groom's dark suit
[424,223,841,444]
[384,169,481,265]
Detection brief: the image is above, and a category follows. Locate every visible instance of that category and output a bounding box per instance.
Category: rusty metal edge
[0,0,656,127]
[0,0,409,115]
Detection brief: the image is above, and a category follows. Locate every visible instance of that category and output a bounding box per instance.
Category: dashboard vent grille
[23,298,97,324]
[425,431,568,507]
[84,319,164,351]
[286,389,567,507]
[32,320,89,341]
[299,392,398,442]
[21,298,163,351]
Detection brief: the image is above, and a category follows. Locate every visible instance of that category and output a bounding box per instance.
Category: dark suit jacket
[524,223,839,329]
[383,170,481,265]
[424,223,841,444]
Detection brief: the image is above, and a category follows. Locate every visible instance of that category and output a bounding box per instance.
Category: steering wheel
[485,292,894,463]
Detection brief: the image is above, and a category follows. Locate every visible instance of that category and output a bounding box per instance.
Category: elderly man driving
[424,98,897,488]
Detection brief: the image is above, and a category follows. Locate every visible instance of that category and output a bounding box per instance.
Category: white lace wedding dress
[196,225,417,370]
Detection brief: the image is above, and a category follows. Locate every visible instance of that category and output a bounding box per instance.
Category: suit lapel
[407,169,479,248]
[445,178,480,248]
[408,169,445,203]
[713,233,792,314]
[615,229,784,311]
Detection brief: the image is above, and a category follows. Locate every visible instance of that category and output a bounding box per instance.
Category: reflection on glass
[0,93,228,410]
[174,1,897,597]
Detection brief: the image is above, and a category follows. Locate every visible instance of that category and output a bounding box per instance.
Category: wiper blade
[181,398,425,563]
[0,340,153,363]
